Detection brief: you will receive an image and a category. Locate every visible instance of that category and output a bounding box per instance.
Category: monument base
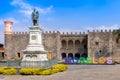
[22,51,48,61]
[21,50,48,68]
[26,44,45,51]
[21,24,48,67]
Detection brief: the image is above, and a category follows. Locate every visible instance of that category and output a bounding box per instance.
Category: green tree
[112,29,120,43]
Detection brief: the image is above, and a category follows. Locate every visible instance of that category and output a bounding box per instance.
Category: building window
[95,42,99,45]
[2,52,4,58]
[68,40,73,49]
[17,53,20,58]
[99,50,102,53]
[84,45,87,49]
[61,40,67,49]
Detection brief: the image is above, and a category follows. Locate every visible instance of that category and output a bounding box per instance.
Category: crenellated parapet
[87,29,113,33]
[10,29,113,36]
[43,31,60,34]
[13,32,29,35]
[60,32,87,35]
[10,29,113,35]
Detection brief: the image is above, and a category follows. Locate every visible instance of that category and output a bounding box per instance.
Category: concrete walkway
[1,64,120,80]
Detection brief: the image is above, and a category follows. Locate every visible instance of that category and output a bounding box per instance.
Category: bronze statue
[31,8,39,26]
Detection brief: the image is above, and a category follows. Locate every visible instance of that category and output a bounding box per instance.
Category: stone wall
[4,29,120,62]
[12,32,29,59]
[4,34,14,59]
[4,31,61,60]
[88,30,112,58]
[112,34,120,63]
[5,32,29,59]
[42,31,61,60]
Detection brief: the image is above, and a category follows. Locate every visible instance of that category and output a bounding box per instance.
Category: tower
[4,21,13,34]
[4,21,13,59]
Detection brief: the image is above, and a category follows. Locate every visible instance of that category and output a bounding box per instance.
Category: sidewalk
[1,65,120,80]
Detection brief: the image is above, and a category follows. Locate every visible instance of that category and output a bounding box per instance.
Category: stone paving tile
[1,65,120,80]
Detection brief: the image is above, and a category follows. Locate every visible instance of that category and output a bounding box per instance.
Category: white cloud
[0,20,3,26]
[0,17,18,26]
[42,24,120,34]
[10,0,53,18]
[86,24,119,31]
[0,17,19,43]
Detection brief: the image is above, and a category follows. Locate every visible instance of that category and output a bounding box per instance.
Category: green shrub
[3,68,17,75]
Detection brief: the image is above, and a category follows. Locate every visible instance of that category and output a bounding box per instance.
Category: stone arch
[68,53,73,58]
[61,40,67,49]
[32,55,37,57]
[81,53,88,58]
[82,38,86,44]
[82,39,87,49]
[61,53,66,59]
[68,40,73,49]
[75,40,80,48]
[47,52,52,59]
[75,53,80,58]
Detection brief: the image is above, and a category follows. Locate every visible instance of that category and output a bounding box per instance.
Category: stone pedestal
[22,51,48,61]
[21,26,48,62]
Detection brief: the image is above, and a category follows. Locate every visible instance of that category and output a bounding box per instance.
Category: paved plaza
[0,64,120,80]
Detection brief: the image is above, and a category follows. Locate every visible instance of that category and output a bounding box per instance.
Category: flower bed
[0,64,68,75]
[3,68,17,75]
[52,64,68,72]
[19,68,46,75]
[0,66,17,75]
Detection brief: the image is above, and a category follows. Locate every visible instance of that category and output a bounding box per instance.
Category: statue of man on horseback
[31,8,39,26]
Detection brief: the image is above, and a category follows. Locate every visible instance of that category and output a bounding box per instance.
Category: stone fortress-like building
[4,21,120,63]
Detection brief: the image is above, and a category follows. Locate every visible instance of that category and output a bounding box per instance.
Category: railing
[7,60,58,68]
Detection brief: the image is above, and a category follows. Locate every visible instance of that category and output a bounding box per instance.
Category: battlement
[11,29,113,35]
[13,32,29,35]
[43,31,87,36]
[87,29,113,33]
[43,31,60,34]
[60,32,87,35]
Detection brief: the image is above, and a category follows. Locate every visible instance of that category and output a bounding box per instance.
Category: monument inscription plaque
[31,35,36,40]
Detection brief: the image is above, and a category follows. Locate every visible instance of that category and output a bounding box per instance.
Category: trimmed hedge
[52,64,68,72]
[3,68,17,75]
[0,64,68,75]
[51,69,59,74]
[0,66,7,74]
[39,70,52,75]
[0,66,17,75]
[19,68,41,75]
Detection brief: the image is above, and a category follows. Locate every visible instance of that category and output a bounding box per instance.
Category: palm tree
[112,29,120,43]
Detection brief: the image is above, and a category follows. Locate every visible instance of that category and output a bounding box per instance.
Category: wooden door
[47,52,52,59]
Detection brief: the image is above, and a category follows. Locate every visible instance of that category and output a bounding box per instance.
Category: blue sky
[0,0,120,43]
